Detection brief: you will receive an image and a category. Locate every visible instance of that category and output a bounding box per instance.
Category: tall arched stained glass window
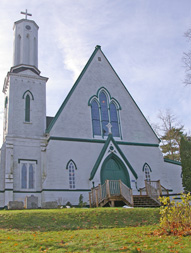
[91,100,101,135]
[89,88,122,138]
[25,94,30,122]
[99,91,109,136]
[110,102,120,137]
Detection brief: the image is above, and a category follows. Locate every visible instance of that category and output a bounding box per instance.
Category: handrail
[145,180,161,205]
[89,180,133,207]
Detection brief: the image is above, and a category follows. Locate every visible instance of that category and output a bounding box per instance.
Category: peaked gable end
[46,45,159,144]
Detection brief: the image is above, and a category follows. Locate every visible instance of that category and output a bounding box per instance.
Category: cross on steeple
[21,9,32,19]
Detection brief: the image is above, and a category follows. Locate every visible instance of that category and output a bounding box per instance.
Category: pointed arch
[66,159,77,170]
[22,90,34,100]
[101,153,131,187]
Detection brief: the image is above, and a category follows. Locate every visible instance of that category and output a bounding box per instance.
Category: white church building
[0,13,183,208]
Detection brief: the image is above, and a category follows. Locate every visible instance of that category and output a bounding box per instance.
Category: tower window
[22,90,34,123]
[25,94,30,122]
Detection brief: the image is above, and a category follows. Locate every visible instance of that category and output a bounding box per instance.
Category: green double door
[100,155,130,188]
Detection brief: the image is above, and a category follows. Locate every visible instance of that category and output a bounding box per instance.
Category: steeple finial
[20,9,32,19]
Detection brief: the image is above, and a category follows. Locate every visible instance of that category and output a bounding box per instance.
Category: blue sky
[0,0,191,145]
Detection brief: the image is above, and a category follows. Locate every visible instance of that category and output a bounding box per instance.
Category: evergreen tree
[155,110,185,161]
[180,137,191,192]
[160,126,184,161]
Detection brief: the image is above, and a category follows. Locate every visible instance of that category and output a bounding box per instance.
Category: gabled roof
[46,45,101,133]
[46,45,160,142]
[89,134,138,180]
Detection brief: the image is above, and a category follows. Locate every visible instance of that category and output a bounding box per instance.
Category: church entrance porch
[89,180,169,208]
[89,180,133,207]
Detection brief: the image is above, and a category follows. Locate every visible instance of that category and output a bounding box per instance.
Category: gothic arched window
[22,90,34,122]
[143,163,152,181]
[66,160,77,189]
[91,100,101,135]
[89,88,121,138]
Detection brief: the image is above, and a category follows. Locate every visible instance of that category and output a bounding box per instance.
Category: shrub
[78,194,87,208]
[159,193,191,236]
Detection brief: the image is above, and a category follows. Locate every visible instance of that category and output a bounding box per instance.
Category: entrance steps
[133,195,160,208]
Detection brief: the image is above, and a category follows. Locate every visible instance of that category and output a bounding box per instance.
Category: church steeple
[12,10,39,73]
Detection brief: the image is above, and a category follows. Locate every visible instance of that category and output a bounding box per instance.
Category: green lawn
[0,208,190,252]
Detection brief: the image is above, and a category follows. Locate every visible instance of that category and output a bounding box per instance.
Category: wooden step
[133,195,160,208]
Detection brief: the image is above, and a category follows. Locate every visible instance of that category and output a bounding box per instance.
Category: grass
[0,208,190,252]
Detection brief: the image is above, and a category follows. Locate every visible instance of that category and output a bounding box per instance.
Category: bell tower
[12,9,39,73]
[2,10,48,139]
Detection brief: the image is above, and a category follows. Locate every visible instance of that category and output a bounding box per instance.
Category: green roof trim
[46,45,101,133]
[89,134,138,181]
[164,158,181,166]
[48,136,159,147]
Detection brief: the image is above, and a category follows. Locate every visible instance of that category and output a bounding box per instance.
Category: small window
[25,94,30,122]
[143,163,152,181]
[66,160,77,189]
[21,161,36,189]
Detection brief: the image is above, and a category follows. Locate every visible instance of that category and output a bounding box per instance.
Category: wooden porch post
[158,180,162,195]
[145,180,148,196]
[106,180,110,198]
[89,192,92,208]
[119,180,122,195]
[95,188,99,207]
